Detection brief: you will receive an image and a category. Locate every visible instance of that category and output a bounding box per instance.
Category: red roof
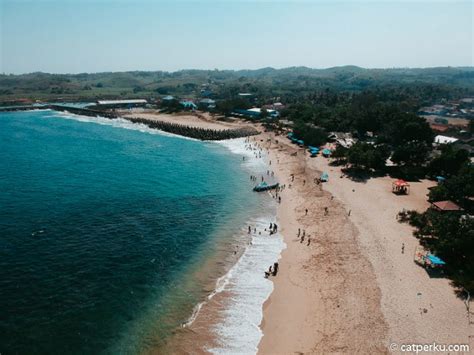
[432,200,463,211]
[393,179,410,187]
[429,124,449,132]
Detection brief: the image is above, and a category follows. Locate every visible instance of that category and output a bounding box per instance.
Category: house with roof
[431,200,463,212]
[434,135,458,145]
[180,100,197,110]
[199,98,216,109]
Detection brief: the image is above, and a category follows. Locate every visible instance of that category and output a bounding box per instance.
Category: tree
[400,209,474,293]
[428,164,474,206]
[347,142,390,171]
[428,145,470,177]
[382,112,434,146]
[292,121,327,147]
[391,140,430,167]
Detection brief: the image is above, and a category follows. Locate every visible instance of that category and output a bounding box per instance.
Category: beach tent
[392,179,410,194]
[322,148,332,157]
[427,254,446,266]
[414,246,446,269]
[320,172,329,182]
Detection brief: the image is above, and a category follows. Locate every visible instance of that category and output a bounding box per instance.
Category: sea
[0,109,285,354]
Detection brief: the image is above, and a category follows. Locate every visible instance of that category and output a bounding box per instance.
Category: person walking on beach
[307,237,311,246]
[402,243,405,254]
[300,235,304,243]
[324,207,328,216]
[297,228,301,237]
[348,210,351,216]
[248,226,251,234]
[273,262,279,276]
[305,208,308,216]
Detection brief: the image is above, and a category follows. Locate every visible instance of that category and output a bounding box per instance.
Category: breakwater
[0,105,258,141]
[126,116,258,140]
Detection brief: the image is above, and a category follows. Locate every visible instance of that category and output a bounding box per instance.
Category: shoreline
[257,131,472,353]
[160,136,286,354]
[6,108,471,353]
[258,132,388,353]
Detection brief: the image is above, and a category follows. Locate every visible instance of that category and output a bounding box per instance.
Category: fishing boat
[253,181,279,192]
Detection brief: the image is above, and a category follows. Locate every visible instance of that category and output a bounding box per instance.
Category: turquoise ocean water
[0,110,266,354]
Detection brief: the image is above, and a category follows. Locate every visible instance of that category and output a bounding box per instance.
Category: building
[199,98,216,109]
[95,99,147,108]
[434,135,458,144]
[246,107,279,118]
[328,132,357,148]
[180,100,197,110]
[431,200,463,212]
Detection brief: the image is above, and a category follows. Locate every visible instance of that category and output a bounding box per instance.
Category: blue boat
[253,181,279,192]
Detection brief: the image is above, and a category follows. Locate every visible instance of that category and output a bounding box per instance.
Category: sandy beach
[258,132,473,354]
[122,111,247,131]
[114,112,472,353]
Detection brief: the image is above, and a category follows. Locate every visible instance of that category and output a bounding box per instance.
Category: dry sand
[258,132,473,354]
[117,112,472,353]
[122,111,247,131]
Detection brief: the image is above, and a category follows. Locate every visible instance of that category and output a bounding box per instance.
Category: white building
[434,135,458,144]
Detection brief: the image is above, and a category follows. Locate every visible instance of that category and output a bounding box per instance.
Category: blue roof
[427,254,446,265]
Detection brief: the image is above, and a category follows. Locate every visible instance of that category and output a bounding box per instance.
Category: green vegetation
[2,66,473,294]
[1,66,473,103]
[400,206,474,293]
[346,142,390,171]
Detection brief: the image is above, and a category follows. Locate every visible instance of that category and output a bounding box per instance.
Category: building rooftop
[431,200,463,212]
[96,99,147,105]
[434,135,458,144]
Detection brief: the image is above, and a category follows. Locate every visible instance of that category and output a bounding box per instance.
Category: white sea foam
[208,215,285,355]
[45,110,199,141]
[198,138,286,354]
[46,111,285,353]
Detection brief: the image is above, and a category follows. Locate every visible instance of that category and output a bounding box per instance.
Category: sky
[0,0,472,74]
